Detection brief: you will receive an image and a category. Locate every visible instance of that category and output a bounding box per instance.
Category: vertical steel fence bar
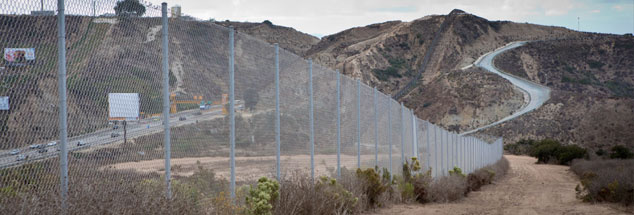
[160,3,171,199]
[400,103,405,166]
[356,79,361,169]
[388,98,392,181]
[275,44,281,180]
[426,121,431,173]
[336,71,341,178]
[309,59,314,183]
[57,0,69,206]
[229,27,236,199]
[409,110,414,162]
[374,88,378,167]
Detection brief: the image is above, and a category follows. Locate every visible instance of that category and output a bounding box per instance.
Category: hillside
[215,20,320,56]
[302,9,579,132]
[486,36,634,148]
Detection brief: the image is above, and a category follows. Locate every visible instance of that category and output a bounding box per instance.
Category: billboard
[108,93,139,121]
[4,48,35,66]
[0,96,8,110]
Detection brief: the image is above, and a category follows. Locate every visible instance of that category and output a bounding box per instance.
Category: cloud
[612,5,624,11]
[590,9,601,13]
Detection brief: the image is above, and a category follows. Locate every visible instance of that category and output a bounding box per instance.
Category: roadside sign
[108,93,140,121]
[0,96,8,110]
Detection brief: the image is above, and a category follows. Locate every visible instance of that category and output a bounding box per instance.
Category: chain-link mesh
[0,0,504,211]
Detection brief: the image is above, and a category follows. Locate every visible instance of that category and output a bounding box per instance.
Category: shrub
[448,167,466,178]
[356,167,390,207]
[555,144,587,165]
[504,139,536,155]
[246,177,280,215]
[529,139,587,165]
[571,159,634,206]
[315,176,358,214]
[609,145,634,159]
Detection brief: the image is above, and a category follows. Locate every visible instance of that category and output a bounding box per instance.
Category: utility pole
[41,0,44,11]
[577,17,580,32]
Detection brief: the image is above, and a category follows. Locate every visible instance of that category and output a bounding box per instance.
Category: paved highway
[0,107,227,169]
[461,41,551,135]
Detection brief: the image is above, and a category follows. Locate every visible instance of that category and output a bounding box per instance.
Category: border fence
[0,0,503,207]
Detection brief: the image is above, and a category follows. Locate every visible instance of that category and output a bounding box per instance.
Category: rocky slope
[487,36,634,148]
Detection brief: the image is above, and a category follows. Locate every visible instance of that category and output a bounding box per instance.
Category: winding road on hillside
[461,41,551,135]
[370,155,629,215]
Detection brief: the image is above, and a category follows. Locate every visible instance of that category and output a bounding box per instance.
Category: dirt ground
[369,155,632,215]
[106,154,391,181]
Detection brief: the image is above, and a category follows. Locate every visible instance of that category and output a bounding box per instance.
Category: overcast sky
[9,0,632,37]
[139,0,633,38]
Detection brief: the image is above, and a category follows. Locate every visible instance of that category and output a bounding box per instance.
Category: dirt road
[370,155,630,215]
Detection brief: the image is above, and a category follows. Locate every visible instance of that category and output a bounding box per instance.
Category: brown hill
[487,36,634,148]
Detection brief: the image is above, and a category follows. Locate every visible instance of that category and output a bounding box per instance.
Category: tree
[114,0,146,17]
[243,89,259,111]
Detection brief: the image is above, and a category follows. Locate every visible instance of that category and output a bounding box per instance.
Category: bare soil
[369,155,631,215]
[107,154,390,182]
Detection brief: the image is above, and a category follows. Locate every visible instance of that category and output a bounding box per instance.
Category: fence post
[228,26,236,199]
[309,59,314,183]
[434,125,438,178]
[400,103,405,167]
[409,110,414,162]
[160,2,171,199]
[387,98,392,181]
[373,87,378,168]
[426,121,431,174]
[356,79,361,169]
[57,0,69,206]
[441,128,445,176]
[336,71,341,179]
[274,44,281,181]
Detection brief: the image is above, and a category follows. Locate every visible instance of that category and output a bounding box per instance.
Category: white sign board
[108,93,139,120]
[4,48,35,62]
[0,96,8,110]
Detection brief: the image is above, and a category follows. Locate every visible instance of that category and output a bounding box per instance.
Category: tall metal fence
[0,0,503,206]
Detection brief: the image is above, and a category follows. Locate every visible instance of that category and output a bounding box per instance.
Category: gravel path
[369,155,630,215]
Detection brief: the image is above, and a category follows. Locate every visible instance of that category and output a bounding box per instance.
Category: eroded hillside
[486,36,634,148]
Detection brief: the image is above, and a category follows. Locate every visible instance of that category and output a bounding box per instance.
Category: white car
[10,149,19,155]
[29,144,42,149]
[77,141,87,146]
[16,154,27,161]
[47,141,57,147]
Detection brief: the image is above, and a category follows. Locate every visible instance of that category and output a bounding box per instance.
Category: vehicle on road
[10,149,19,155]
[29,144,42,149]
[113,125,119,130]
[179,116,186,121]
[77,141,86,146]
[16,154,27,161]
[111,133,120,138]
[38,148,47,153]
[47,141,57,147]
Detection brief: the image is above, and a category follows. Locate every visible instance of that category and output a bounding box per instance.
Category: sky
[8,0,633,37]
[138,0,634,38]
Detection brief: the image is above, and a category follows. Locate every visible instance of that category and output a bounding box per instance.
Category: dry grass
[571,159,634,206]
[1,158,510,214]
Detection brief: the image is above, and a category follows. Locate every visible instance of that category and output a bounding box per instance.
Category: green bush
[609,145,634,159]
[246,177,280,215]
[448,167,466,178]
[556,145,587,165]
[315,176,358,213]
[529,139,587,165]
[504,139,536,155]
[356,167,390,207]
